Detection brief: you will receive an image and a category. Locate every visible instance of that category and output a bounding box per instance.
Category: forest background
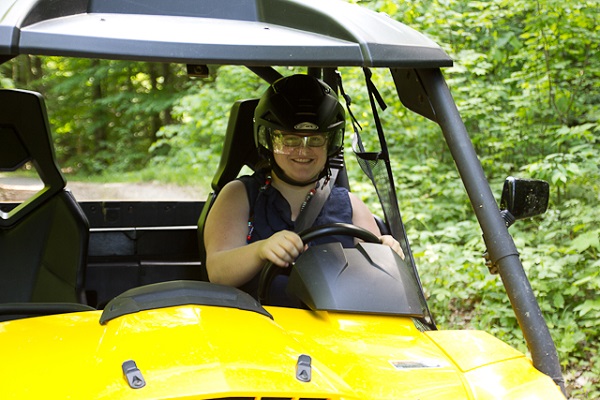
[1,0,598,398]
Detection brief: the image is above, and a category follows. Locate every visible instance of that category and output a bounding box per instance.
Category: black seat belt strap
[294,163,340,233]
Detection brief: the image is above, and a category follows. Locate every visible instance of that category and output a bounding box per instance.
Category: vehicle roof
[0,0,452,68]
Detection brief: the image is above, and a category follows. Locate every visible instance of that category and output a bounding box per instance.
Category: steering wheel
[257,223,381,304]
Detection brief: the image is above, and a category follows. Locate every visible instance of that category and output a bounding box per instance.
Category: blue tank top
[239,172,354,298]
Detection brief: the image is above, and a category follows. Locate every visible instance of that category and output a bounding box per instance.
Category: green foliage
[3,57,191,175]
[150,66,267,186]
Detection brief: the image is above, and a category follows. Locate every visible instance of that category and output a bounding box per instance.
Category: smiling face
[271,132,328,184]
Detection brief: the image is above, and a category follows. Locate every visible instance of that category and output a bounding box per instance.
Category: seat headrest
[0,89,65,227]
[211,98,260,192]
[0,126,29,171]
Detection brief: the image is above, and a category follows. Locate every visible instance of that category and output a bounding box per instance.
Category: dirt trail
[0,179,204,202]
[67,181,203,201]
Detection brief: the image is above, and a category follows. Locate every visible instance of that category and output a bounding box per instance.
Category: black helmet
[254,74,345,157]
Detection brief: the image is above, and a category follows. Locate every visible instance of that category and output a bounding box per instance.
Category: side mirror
[500,177,549,226]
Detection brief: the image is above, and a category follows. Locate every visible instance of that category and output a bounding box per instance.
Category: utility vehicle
[0,0,566,398]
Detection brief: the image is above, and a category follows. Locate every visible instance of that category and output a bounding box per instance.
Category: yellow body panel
[0,305,564,399]
[425,330,565,398]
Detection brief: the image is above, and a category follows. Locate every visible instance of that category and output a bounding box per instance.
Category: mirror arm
[500,210,516,229]
[484,211,516,274]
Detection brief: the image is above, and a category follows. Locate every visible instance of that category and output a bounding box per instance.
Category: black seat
[197,98,260,280]
[0,89,89,305]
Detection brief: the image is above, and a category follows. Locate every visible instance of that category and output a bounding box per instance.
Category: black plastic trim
[22,0,88,27]
[100,280,272,324]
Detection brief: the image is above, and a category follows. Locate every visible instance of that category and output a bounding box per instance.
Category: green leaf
[570,231,600,253]
[553,293,565,309]
[574,299,600,317]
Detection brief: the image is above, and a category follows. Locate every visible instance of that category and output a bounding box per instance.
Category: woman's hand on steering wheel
[258,223,384,304]
[380,234,405,259]
[256,230,304,268]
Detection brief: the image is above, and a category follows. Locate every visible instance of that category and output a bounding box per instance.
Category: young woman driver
[204,74,403,300]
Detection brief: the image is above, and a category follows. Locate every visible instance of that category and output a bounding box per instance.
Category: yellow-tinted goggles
[271,131,328,154]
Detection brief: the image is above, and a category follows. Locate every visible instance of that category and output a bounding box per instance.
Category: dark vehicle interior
[83,96,268,307]
[0,88,201,311]
[1,75,398,312]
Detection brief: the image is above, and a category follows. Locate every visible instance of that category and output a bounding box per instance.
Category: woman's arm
[349,192,405,259]
[203,180,304,287]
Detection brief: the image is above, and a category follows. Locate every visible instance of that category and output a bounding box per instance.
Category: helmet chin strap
[271,158,330,187]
